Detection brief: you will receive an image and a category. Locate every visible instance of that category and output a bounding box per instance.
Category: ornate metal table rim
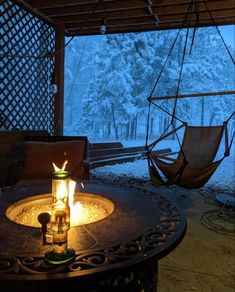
[0,183,186,279]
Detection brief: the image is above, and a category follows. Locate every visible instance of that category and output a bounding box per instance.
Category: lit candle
[51,170,70,253]
[44,164,75,264]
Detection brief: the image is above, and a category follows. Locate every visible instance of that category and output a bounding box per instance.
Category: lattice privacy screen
[1,0,55,133]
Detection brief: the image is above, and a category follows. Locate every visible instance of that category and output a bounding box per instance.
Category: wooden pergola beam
[14,0,235,36]
[53,8,148,24]
[14,0,55,24]
[52,6,235,25]
[24,0,235,11]
[31,0,235,17]
[65,15,235,36]
[24,0,118,10]
[36,1,148,17]
[65,16,158,30]
[63,9,235,30]
[149,91,235,101]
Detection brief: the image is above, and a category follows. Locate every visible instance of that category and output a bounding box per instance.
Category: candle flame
[69,180,85,226]
[69,179,76,209]
[52,160,68,172]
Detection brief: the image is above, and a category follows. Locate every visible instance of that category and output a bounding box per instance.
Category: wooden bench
[89,142,123,151]
[88,142,173,168]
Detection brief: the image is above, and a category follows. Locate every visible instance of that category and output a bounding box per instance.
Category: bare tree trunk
[122,124,125,138]
[209,111,215,126]
[103,106,108,138]
[159,116,162,133]
[126,119,130,140]
[150,117,154,137]
[111,103,119,140]
[120,124,122,138]
[107,121,111,138]
[201,97,205,126]
[130,117,135,140]
[172,115,176,140]
[117,123,120,138]
[103,123,105,138]
[164,117,168,132]
[134,114,137,140]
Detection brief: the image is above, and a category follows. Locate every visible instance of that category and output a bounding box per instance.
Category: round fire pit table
[0,181,186,292]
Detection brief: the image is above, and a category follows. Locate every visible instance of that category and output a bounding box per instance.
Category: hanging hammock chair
[145,0,235,189]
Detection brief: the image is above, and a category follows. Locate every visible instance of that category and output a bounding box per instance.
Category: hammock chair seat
[148,124,227,189]
[146,0,234,189]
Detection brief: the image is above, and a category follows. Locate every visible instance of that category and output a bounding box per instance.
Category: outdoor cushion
[0,132,24,186]
[21,140,85,179]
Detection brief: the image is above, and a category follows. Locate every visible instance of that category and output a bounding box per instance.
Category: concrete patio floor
[91,173,235,292]
[155,187,234,292]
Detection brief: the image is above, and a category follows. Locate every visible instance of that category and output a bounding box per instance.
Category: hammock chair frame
[145,0,235,188]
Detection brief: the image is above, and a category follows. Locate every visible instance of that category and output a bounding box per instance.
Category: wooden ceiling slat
[159,9,235,23]
[42,0,235,19]
[159,15,235,26]
[13,0,235,36]
[57,7,235,28]
[37,1,148,17]
[26,0,233,11]
[66,16,235,36]
[53,8,148,24]
[152,0,234,7]
[66,15,235,33]
[37,0,235,13]
[24,0,100,9]
[153,0,235,20]
[65,16,156,30]
[66,22,160,35]
[64,9,235,30]
[156,6,235,16]
[52,4,235,25]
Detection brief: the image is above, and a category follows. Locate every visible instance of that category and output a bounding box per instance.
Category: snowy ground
[91,139,235,193]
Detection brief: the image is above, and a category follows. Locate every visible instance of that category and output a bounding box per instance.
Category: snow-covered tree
[64,26,234,141]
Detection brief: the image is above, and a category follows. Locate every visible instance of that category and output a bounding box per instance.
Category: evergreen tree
[64,26,234,140]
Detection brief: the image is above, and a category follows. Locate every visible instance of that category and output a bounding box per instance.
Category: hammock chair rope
[146,0,195,149]
[145,0,235,188]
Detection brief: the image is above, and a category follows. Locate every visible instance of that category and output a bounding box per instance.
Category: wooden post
[54,25,65,135]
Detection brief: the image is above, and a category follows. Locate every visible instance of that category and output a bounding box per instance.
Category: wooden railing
[88,142,172,168]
